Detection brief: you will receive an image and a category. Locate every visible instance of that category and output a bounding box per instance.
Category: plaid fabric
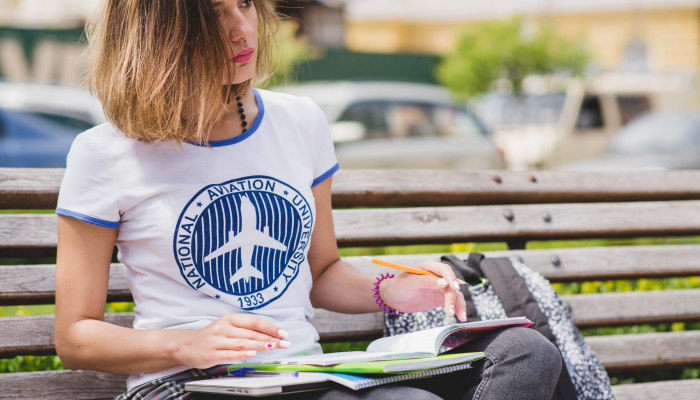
[115,365,230,400]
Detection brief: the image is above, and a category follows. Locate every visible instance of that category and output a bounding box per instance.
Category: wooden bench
[2,168,700,399]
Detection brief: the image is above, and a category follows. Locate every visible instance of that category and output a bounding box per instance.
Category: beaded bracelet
[373,273,404,316]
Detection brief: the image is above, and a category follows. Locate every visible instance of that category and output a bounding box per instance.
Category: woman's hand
[378,260,468,322]
[172,313,290,369]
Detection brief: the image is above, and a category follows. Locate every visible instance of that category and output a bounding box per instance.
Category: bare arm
[307,177,468,320]
[54,216,287,374]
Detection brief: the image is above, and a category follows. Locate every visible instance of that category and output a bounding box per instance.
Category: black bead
[242,121,248,127]
[237,101,243,107]
[242,128,248,133]
[235,95,241,101]
[240,113,246,120]
[238,107,244,114]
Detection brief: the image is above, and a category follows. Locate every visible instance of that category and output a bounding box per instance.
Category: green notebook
[227,352,484,374]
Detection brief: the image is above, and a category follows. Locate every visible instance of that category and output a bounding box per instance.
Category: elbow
[54,332,80,370]
[54,325,91,371]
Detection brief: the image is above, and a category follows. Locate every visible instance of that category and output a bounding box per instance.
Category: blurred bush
[436,16,590,99]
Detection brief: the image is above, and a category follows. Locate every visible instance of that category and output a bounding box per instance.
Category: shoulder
[69,122,137,158]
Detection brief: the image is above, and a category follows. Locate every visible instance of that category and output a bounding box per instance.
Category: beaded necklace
[234,95,248,134]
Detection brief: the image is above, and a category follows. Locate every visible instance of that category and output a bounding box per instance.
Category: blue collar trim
[191,87,264,147]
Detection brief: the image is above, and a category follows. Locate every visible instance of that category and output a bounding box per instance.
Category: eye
[241,0,253,8]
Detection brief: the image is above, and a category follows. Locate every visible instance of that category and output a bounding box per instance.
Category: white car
[0,80,105,129]
[272,81,503,170]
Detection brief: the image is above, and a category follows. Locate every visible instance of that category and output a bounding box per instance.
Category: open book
[264,316,532,366]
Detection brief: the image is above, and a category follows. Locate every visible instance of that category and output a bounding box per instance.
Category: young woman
[54,1,563,399]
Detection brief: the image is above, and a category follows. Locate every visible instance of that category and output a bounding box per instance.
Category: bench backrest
[2,168,700,400]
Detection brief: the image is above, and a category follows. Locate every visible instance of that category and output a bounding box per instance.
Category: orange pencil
[362,256,467,285]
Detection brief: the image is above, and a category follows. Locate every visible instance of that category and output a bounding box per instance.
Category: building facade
[344,0,700,74]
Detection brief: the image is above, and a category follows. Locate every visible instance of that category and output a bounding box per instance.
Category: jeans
[118,327,563,400]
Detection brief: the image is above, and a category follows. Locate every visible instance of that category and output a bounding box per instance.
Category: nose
[224,9,254,43]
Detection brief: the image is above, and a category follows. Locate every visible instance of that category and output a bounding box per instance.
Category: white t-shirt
[56,88,339,390]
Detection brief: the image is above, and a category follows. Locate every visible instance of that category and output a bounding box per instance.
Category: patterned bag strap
[441,254,483,285]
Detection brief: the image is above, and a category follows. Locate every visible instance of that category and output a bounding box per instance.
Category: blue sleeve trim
[56,208,120,229]
[312,163,340,187]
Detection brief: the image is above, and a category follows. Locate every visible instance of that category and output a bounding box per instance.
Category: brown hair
[85,0,280,144]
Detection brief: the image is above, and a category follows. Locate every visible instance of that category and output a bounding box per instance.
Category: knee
[491,327,562,373]
[523,328,562,371]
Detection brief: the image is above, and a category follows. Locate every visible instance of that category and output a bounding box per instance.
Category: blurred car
[0,107,86,167]
[558,112,700,171]
[273,81,504,170]
[0,81,105,127]
[475,73,696,169]
[0,81,105,167]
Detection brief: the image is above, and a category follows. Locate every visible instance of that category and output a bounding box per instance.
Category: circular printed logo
[173,176,313,310]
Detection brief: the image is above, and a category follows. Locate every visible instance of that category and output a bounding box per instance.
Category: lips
[233,47,254,64]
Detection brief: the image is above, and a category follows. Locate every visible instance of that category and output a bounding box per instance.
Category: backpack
[384,253,615,400]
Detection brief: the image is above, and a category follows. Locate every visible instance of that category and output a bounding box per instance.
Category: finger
[228,327,292,349]
[216,337,282,352]
[443,290,456,317]
[456,289,468,322]
[416,260,461,290]
[222,313,288,339]
[398,273,449,292]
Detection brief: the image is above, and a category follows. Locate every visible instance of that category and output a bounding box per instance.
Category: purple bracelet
[373,273,404,316]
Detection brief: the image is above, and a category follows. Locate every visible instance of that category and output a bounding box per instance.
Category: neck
[209,87,258,142]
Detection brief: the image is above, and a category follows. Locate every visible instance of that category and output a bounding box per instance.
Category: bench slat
[5,201,700,254]
[332,200,700,246]
[0,314,133,358]
[562,290,700,328]
[4,310,700,371]
[331,170,700,207]
[611,379,700,400]
[0,264,131,305]
[0,168,64,210]
[587,331,700,371]
[5,169,700,209]
[3,245,700,306]
[0,370,126,400]
[5,284,700,331]
[344,246,700,282]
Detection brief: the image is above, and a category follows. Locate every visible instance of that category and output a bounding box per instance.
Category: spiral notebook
[308,362,474,390]
[184,362,474,396]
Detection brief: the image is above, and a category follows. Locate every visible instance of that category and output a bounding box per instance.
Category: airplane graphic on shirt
[203,195,287,285]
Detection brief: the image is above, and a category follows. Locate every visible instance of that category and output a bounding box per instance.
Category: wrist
[165,330,189,366]
[373,273,403,316]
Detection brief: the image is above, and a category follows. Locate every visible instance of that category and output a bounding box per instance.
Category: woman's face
[213,0,258,85]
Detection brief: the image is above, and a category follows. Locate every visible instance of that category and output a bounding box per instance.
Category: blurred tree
[436,17,591,100]
[262,20,312,88]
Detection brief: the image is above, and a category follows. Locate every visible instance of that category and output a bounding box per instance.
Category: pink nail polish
[449,305,455,315]
[265,342,276,349]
